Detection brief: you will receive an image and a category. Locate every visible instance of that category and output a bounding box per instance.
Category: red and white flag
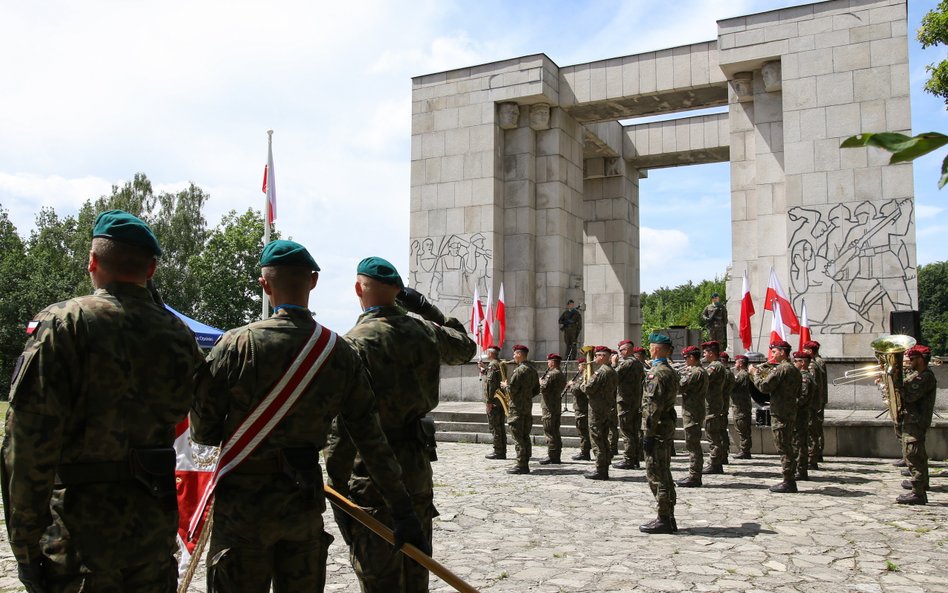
[262,133,277,229]
[496,283,506,348]
[25,320,38,335]
[763,267,800,334]
[798,300,812,351]
[768,299,789,362]
[739,271,755,351]
[470,285,484,341]
[482,284,494,349]
[174,418,217,576]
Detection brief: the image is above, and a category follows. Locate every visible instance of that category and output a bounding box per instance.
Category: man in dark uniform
[192,242,427,593]
[792,351,814,482]
[701,341,727,475]
[325,257,475,592]
[479,345,507,460]
[614,339,645,470]
[2,211,204,593]
[803,340,827,468]
[701,292,728,345]
[731,355,754,459]
[897,345,937,505]
[504,345,540,474]
[584,346,619,480]
[677,345,708,488]
[568,358,592,460]
[558,300,582,360]
[539,353,567,465]
[640,333,680,534]
[719,352,735,464]
[750,340,803,493]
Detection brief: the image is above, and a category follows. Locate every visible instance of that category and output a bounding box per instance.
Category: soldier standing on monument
[731,355,754,459]
[539,353,567,465]
[701,341,728,475]
[325,256,475,593]
[897,345,937,505]
[503,345,540,474]
[583,346,619,480]
[479,345,507,460]
[701,292,728,345]
[613,339,645,470]
[677,345,709,488]
[2,211,204,593]
[803,340,828,469]
[639,333,680,535]
[751,340,803,493]
[568,358,592,460]
[558,299,582,360]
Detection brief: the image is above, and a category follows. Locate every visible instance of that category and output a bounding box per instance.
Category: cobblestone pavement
[1,442,946,592]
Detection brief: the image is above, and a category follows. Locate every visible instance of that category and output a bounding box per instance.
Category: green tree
[190,209,279,330]
[918,261,948,356]
[919,0,948,104]
[640,277,726,344]
[0,208,31,388]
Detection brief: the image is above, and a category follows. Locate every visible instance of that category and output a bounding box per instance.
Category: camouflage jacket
[615,357,645,409]
[679,364,709,423]
[584,363,618,416]
[508,361,540,416]
[810,356,828,407]
[731,369,752,408]
[704,360,726,416]
[721,365,735,412]
[191,308,412,517]
[752,360,802,419]
[482,359,502,401]
[901,368,936,433]
[643,360,679,440]
[701,303,727,328]
[325,306,474,506]
[3,283,204,570]
[799,369,815,409]
[540,367,567,403]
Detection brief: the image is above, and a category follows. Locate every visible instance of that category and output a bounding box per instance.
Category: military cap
[711,292,719,298]
[618,339,633,348]
[803,340,821,351]
[260,240,320,271]
[682,345,701,357]
[594,345,610,354]
[719,352,730,361]
[485,344,500,352]
[735,354,749,362]
[92,210,162,256]
[632,346,647,354]
[512,344,529,353]
[577,357,586,363]
[547,353,562,361]
[906,345,931,359]
[356,256,403,288]
[792,350,811,359]
[769,340,792,352]
[648,332,672,346]
[701,340,720,352]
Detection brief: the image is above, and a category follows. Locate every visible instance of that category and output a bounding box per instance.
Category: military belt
[55,448,176,499]
[56,460,135,485]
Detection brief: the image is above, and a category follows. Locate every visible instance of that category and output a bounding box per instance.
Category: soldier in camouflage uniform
[478,345,507,460]
[538,353,568,465]
[731,355,754,459]
[2,211,204,593]
[613,340,645,470]
[640,333,679,534]
[792,351,814,481]
[504,345,540,474]
[701,341,727,474]
[568,358,592,460]
[583,346,619,480]
[558,300,582,360]
[677,346,708,488]
[897,345,937,505]
[192,242,427,593]
[325,256,475,593]
[751,340,802,493]
[803,340,827,468]
[718,352,735,464]
[608,349,620,455]
[701,293,728,345]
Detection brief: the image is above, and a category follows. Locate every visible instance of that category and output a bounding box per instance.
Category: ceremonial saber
[323,485,481,593]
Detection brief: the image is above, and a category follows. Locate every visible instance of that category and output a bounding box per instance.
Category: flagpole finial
[267,129,273,136]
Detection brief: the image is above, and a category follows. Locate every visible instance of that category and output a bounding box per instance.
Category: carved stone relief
[410,232,494,317]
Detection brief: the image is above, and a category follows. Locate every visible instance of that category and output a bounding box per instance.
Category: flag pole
[262,129,274,320]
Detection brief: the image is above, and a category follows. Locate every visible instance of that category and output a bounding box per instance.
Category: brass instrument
[830,334,916,423]
[493,359,513,416]
[580,346,596,383]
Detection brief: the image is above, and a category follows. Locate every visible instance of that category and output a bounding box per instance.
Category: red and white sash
[188,322,337,538]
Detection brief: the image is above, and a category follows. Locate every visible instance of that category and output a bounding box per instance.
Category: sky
[1,0,944,333]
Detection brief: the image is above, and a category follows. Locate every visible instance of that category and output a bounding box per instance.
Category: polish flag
[798,300,812,351]
[482,284,494,349]
[739,271,755,350]
[470,285,484,341]
[763,267,800,334]
[25,320,39,335]
[262,133,277,228]
[768,299,789,362]
[174,417,217,577]
[496,283,506,348]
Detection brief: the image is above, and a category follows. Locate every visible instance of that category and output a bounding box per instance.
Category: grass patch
[885,560,900,572]
[498,571,509,580]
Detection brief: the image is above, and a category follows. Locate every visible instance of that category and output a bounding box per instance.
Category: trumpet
[832,364,883,386]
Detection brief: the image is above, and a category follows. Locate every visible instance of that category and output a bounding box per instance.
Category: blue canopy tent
[166,305,224,349]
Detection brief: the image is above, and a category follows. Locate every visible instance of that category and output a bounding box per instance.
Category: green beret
[92,210,162,256]
[259,240,320,271]
[356,256,404,288]
[648,332,673,346]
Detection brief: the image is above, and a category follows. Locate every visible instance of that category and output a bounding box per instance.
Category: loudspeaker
[889,310,921,341]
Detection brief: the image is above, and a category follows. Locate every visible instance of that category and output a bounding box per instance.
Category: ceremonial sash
[188,322,337,538]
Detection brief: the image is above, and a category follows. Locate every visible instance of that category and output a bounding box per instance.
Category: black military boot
[893,458,907,467]
[538,455,561,465]
[735,451,752,460]
[901,480,914,490]
[896,491,927,505]
[807,461,819,470]
[612,459,638,470]
[769,480,798,493]
[485,451,506,460]
[571,450,591,461]
[900,468,912,477]
[639,515,674,534]
[702,464,724,475]
[506,465,529,475]
[676,475,702,488]
[794,470,809,481]
[584,470,609,480]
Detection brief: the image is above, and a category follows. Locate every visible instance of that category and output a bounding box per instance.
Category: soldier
[750,340,803,493]
[503,345,540,474]
[558,300,582,360]
[608,348,620,456]
[897,345,937,505]
[192,241,427,592]
[731,355,754,459]
[583,346,619,480]
[803,340,828,469]
[719,352,735,464]
[568,358,592,460]
[792,351,814,482]
[614,339,646,470]
[479,345,507,460]
[701,341,727,475]
[2,211,204,593]
[325,257,476,593]
[677,345,708,488]
[633,346,650,367]
[539,353,568,465]
[701,292,728,345]
[640,333,680,534]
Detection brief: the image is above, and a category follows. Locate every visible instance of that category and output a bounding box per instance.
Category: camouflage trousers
[618,408,643,463]
[793,406,810,474]
[46,556,176,593]
[348,501,435,593]
[705,413,727,467]
[609,407,619,454]
[486,398,507,454]
[681,407,705,478]
[732,403,753,454]
[646,438,676,516]
[720,403,731,461]
[808,405,825,463]
[573,392,591,454]
[540,390,562,458]
[589,405,613,473]
[902,427,930,495]
[508,410,533,469]
[771,412,798,482]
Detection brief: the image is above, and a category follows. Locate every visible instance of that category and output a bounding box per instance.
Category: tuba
[871,334,916,423]
[493,360,513,415]
[580,345,596,383]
